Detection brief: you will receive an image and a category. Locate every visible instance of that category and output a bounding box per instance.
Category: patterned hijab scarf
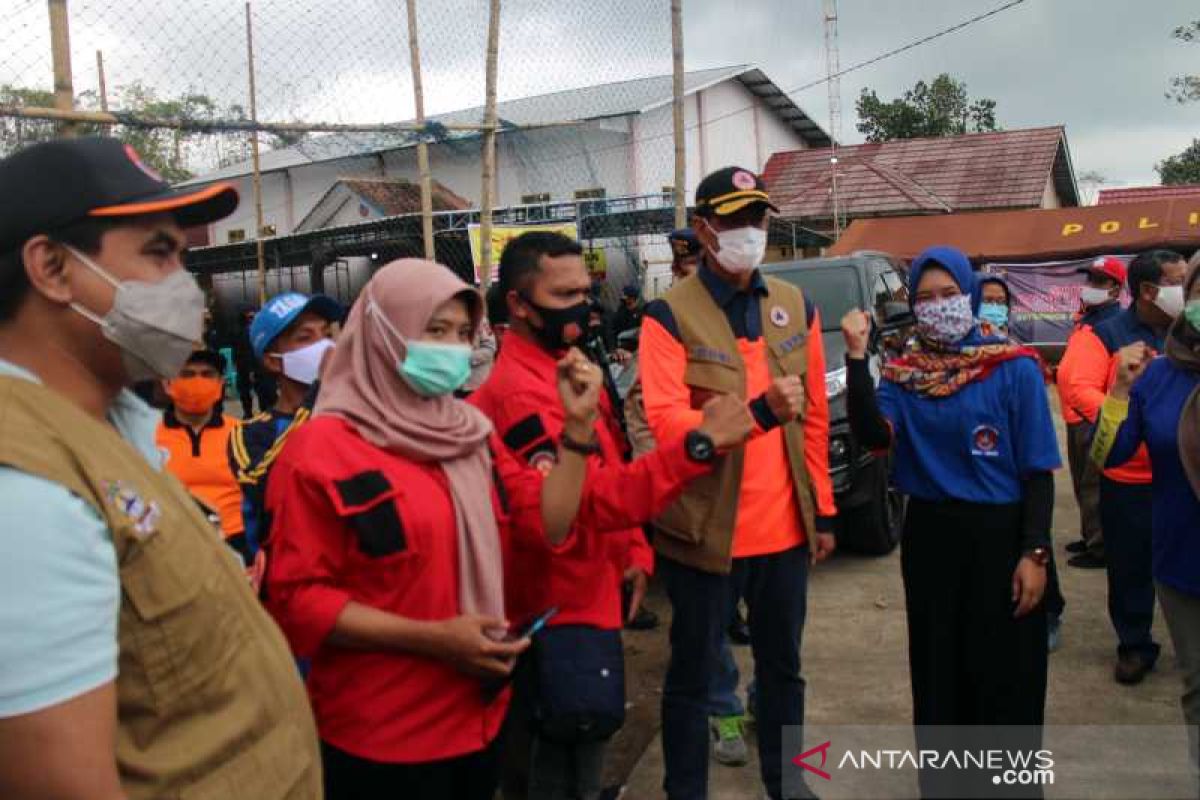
[882,246,1043,398]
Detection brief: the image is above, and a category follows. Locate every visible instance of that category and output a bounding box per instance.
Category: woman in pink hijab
[263,259,604,800]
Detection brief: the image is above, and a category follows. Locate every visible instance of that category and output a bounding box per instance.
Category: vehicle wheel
[841,457,905,556]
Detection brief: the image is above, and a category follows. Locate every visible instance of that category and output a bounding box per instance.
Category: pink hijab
[316,259,504,620]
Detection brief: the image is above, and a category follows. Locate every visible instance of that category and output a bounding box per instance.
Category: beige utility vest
[0,377,321,800]
[653,273,817,574]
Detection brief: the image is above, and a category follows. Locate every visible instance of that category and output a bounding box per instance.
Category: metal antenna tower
[823,0,844,240]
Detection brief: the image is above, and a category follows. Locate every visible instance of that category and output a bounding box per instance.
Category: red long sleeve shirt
[264,415,546,764]
[470,331,711,630]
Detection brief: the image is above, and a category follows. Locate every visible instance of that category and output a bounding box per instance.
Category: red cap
[1080,256,1127,285]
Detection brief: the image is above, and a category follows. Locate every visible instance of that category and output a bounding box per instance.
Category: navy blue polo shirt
[877,356,1062,504]
[1093,306,1165,355]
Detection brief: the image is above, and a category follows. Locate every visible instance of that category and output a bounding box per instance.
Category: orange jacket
[639,296,836,557]
[1057,326,1151,484]
[157,411,245,536]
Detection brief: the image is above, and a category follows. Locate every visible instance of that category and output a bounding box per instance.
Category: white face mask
[277,338,334,385]
[712,226,767,274]
[1153,284,1185,318]
[65,245,205,383]
[1080,287,1113,308]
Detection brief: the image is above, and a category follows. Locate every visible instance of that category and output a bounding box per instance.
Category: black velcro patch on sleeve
[349,503,407,558]
[334,470,392,510]
[503,413,549,453]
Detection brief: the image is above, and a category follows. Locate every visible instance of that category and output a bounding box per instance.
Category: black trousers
[660,544,810,800]
[902,499,1048,725]
[321,739,501,800]
[1099,477,1160,661]
[903,500,1048,798]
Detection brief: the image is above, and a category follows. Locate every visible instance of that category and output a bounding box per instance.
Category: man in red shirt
[640,167,837,800]
[472,230,752,800]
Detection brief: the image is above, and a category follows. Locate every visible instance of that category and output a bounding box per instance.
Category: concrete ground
[616,397,1187,799]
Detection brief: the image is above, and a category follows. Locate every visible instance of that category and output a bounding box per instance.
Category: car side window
[868,264,893,318]
[882,269,907,303]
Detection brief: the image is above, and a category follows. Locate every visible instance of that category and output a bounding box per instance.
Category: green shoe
[710,714,749,766]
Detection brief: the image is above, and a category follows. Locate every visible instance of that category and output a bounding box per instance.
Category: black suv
[762,251,910,555]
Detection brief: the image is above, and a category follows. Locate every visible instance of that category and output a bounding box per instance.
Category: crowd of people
[0,135,1196,800]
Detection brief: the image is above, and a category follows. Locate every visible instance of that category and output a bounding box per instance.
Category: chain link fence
[0,0,715,336]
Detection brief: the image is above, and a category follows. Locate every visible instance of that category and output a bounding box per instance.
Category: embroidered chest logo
[769,305,790,328]
[104,480,162,538]
[970,424,1001,458]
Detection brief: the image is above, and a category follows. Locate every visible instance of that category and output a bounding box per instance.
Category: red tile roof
[1096,184,1200,205]
[341,178,471,214]
[762,127,1076,221]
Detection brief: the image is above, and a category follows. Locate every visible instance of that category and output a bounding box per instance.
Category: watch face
[687,431,715,461]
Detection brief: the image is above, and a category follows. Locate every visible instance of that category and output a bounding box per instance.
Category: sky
[2,0,1196,193]
[682,0,1198,191]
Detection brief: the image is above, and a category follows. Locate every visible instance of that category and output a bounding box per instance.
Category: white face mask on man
[710,225,768,274]
[1152,284,1185,318]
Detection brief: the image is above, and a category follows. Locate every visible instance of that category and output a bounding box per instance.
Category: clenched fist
[556,348,602,428]
[841,309,872,360]
[697,393,754,450]
[766,375,805,421]
[1112,342,1153,397]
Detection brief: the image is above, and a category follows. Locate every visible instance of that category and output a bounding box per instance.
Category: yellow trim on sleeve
[1089,395,1129,470]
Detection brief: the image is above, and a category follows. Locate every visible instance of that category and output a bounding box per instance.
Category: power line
[523,0,1032,170]
[785,0,1028,95]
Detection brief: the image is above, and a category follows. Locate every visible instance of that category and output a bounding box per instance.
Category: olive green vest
[653,273,816,574]
[0,377,321,800]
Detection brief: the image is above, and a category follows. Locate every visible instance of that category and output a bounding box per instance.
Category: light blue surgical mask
[978,302,1009,330]
[367,296,473,397]
[399,341,472,397]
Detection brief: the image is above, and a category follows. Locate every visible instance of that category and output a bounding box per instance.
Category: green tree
[1156,139,1200,185]
[0,82,252,181]
[855,74,999,142]
[1167,20,1199,103]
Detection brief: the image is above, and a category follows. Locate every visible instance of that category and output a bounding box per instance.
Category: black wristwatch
[560,431,602,456]
[685,430,717,463]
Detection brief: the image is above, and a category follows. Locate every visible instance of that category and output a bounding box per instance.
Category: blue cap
[667,228,700,256]
[250,292,343,361]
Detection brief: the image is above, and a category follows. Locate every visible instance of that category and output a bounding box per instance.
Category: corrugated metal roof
[1096,184,1200,205]
[762,127,1078,221]
[181,65,827,186]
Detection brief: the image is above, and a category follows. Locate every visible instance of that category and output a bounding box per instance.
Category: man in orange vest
[1056,256,1126,568]
[156,349,245,554]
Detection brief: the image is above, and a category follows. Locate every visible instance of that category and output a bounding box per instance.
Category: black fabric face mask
[520,293,591,351]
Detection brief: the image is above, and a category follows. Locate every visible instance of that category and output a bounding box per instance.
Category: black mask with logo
[520,293,591,352]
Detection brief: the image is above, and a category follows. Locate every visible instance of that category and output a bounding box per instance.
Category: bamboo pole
[478,0,501,289]
[95,50,108,111]
[670,0,686,229]
[405,0,435,260]
[47,0,76,137]
[245,2,266,305]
